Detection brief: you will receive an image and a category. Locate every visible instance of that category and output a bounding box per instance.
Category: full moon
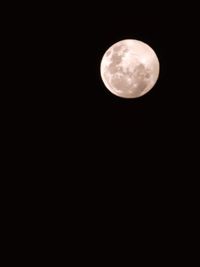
[100,39,160,98]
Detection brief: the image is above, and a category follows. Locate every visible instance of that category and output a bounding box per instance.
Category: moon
[100,39,160,98]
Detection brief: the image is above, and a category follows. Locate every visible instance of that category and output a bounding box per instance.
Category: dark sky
[13,2,198,180]
[29,3,196,172]
[6,2,199,251]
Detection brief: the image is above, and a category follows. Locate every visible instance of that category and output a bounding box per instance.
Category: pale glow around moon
[100,39,160,98]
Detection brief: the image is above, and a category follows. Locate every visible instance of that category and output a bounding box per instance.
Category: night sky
[30,2,198,178]
[5,2,198,255]
[11,2,198,181]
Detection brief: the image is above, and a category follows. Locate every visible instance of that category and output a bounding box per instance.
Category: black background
[10,2,199,180]
[3,1,199,259]
[47,3,197,174]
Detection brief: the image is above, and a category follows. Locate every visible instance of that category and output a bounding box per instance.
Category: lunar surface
[100,39,160,98]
